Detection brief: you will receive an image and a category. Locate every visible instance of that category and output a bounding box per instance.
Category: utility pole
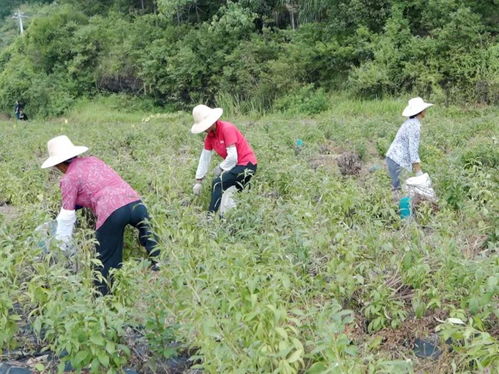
[12,9,28,35]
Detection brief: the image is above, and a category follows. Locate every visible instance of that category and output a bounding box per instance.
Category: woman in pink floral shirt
[42,135,159,295]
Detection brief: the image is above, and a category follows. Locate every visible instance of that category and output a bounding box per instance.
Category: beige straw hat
[190,104,223,134]
[402,97,433,117]
[41,135,88,169]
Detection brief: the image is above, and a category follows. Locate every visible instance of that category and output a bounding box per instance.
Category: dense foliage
[0,0,497,117]
[0,96,497,372]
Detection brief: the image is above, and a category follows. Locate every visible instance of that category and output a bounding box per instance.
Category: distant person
[14,100,22,119]
[191,104,257,213]
[386,97,433,196]
[41,135,159,295]
[18,109,28,121]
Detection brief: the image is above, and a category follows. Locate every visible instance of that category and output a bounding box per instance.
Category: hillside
[0,0,497,118]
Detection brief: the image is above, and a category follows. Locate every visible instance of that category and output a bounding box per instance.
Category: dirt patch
[345,309,453,371]
[344,313,368,342]
[346,308,447,345]
[0,203,19,221]
[412,195,440,214]
[124,326,194,373]
[308,154,338,172]
[461,233,489,259]
[336,152,362,176]
[489,315,499,339]
[370,312,446,353]
[308,142,363,174]
[318,140,343,155]
[365,141,382,159]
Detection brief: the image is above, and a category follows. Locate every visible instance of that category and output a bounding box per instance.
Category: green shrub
[274,85,329,115]
[30,275,131,373]
[0,288,19,350]
[1,0,496,117]
[461,143,499,169]
[437,317,499,370]
[375,138,390,158]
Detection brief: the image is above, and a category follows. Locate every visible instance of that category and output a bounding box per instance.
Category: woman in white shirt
[386,97,433,192]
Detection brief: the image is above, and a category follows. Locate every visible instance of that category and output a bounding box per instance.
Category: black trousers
[208,163,257,213]
[95,200,158,295]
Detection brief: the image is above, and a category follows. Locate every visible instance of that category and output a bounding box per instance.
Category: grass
[0,96,497,373]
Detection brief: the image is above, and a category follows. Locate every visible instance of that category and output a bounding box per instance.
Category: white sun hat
[41,135,88,169]
[191,104,223,134]
[402,97,433,117]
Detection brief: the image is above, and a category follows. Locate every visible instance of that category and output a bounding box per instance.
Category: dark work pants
[95,200,158,295]
[386,157,403,191]
[208,163,257,213]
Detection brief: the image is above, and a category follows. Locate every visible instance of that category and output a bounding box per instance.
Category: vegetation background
[0,0,498,117]
[0,0,497,373]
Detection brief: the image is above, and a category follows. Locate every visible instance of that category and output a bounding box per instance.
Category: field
[0,96,497,373]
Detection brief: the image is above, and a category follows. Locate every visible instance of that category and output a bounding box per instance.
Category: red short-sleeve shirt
[204,120,257,165]
[60,156,140,229]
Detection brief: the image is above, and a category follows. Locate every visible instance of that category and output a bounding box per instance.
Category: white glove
[213,166,223,178]
[415,170,424,177]
[55,208,76,243]
[193,183,203,195]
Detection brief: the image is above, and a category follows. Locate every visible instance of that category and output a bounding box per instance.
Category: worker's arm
[55,207,76,249]
[195,149,213,181]
[219,145,238,171]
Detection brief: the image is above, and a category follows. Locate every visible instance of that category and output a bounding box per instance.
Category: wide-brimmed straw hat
[191,104,223,134]
[402,97,433,117]
[41,135,88,169]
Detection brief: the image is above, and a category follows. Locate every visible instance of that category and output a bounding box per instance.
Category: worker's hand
[213,166,223,178]
[415,170,424,177]
[193,183,203,195]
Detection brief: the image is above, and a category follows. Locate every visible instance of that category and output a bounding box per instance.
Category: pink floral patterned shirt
[60,156,140,229]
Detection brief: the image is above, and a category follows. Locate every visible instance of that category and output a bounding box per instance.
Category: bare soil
[0,203,19,221]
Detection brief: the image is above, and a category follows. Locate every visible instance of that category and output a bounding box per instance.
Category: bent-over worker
[41,135,159,295]
[191,105,257,213]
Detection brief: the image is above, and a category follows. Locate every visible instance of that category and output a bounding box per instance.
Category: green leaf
[33,318,42,335]
[305,362,327,374]
[105,341,115,354]
[90,335,105,346]
[275,327,288,339]
[73,350,89,366]
[97,351,110,367]
[34,363,45,372]
[287,348,303,363]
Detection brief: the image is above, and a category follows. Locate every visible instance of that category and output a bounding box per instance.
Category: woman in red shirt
[41,135,159,295]
[191,105,257,213]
